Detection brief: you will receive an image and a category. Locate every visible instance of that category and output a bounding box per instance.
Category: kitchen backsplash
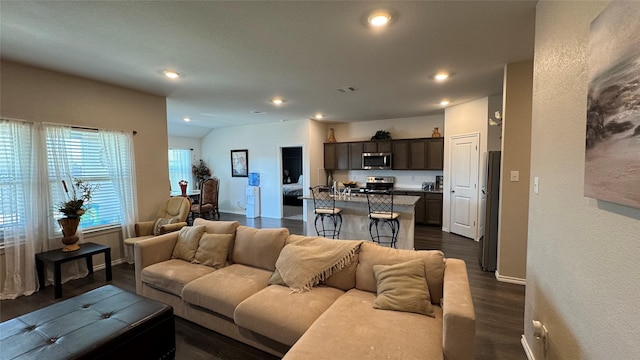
[331,169,442,190]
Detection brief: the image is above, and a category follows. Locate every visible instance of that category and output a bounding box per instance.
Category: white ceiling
[0,1,536,139]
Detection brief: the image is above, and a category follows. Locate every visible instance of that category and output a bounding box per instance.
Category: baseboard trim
[92,258,126,272]
[495,271,526,285]
[521,335,535,360]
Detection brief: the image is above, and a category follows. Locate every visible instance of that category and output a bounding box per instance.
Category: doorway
[449,134,479,239]
[281,146,303,220]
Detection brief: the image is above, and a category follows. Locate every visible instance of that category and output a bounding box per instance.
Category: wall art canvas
[585,1,640,209]
[231,149,248,177]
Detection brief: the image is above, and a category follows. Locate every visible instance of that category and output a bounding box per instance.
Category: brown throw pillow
[372,259,435,317]
[193,233,234,268]
[172,225,206,262]
[153,217,176,236]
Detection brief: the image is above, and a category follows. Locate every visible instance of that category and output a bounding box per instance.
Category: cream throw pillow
[193,233,233,268]
[172,225,206,262]
[373,259,435,317]
[153,217,176,236]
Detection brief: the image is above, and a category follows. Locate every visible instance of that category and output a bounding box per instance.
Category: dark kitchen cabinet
[396,190,442,226]
[324,143,349,170]
[426,138,444,170]
[392,141,410,169]
[408,138,444,170]
[364,141,392,153]
[424,192,443,226]
[349,142,364,170]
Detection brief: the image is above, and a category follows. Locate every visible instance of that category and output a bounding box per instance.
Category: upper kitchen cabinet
[392,140,410,170]
[349,142,364,170]
[324,143,349,170]
[426,138,444,170]
[408,138,444,170]
[363,141,392,153]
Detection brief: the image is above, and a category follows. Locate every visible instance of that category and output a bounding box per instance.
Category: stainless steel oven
[362,152,392,170]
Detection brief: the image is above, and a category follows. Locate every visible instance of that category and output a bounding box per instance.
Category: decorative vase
[327,128,337,143]
[432,127,442,138]
[180,183,187,196]
[58,218,80,252]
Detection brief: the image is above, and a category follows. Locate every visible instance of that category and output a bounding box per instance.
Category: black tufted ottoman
[0,285,175,359]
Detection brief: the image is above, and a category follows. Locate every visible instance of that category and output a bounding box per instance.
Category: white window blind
[46,128,129,231]
[168,149,192,191]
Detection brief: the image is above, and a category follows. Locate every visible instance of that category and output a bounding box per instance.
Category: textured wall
[526,2,640,359]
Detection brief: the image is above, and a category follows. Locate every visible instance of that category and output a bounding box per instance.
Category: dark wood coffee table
[35,242,112,298]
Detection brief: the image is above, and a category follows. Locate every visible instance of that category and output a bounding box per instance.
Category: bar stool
[309,185,342,239]
[365,190,399,248]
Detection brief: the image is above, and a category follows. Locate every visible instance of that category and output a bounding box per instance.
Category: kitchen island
[303,193,420,250]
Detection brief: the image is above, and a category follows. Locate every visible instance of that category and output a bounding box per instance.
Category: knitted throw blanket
[275,237,363,292]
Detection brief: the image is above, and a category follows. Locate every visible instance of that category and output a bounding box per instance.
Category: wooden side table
[35,242,112,298]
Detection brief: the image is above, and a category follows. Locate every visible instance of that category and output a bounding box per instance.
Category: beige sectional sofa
[134,218,475,360]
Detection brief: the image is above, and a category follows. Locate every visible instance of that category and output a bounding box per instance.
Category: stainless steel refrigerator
[480,151,501,272]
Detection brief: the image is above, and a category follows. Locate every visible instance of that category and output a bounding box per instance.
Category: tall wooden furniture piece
[365,190,400,248]
[191,177,219,221]
[309,185,343,239]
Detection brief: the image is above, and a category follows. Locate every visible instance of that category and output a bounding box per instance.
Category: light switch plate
[534,177,539,194]
[510,170,520,182]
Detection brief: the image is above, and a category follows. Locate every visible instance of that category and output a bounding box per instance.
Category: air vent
[337,86,359,93]
[250,110,266,114]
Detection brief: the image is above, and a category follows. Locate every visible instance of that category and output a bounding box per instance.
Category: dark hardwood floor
[1,214,526,360]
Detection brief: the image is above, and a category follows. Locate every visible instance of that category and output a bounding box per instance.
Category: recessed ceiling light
[183,117,190,122]
[434,72,449,82]
[163,70,180,79]
[271,98,285,105]
[440,100,450,106]
[315,113,324,119]
[368,13,391,27]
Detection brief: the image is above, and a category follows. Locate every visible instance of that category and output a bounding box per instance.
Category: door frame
[445,132,481,240]
[278,144,306,221]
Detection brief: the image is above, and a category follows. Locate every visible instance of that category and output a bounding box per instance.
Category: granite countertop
[394,187,444,194]
[303,194,420,206]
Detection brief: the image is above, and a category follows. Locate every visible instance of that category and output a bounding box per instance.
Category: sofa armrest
[160,221,187,234]
[135,220,155,236]
[442,258,476,360]
[134,232,179,294]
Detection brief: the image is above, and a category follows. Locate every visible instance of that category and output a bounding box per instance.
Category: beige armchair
[124,196,191,262]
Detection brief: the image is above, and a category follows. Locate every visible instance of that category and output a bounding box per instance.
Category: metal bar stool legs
[314,212,343,239]
[368,217,400,248]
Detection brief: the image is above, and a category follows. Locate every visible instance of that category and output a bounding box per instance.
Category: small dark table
[35,242,112,299]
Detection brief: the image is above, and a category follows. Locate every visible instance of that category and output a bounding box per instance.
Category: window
[46,127,132,231]
[168,149,192,191]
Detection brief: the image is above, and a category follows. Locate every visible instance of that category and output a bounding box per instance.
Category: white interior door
[450,135,479,239]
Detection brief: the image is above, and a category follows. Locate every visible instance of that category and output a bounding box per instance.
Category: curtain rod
[3,118,138,135]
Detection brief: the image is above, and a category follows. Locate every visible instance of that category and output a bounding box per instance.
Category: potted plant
[192,159,211,188]
[370,130,392,141]
[57,178,98,252]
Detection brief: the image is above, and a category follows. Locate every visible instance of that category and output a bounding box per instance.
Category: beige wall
[526,2,640,359]
[0,60,168,262]
[496,60,533,282]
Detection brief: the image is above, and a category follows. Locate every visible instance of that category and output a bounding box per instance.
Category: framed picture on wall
[231,149,248,177]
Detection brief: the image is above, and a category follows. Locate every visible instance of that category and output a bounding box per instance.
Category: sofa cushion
[141,259,215,296]
[181,264,272,319]
[231,226,289,271]
[373,259,434,317]
[172,225,206,262]
[283,289,444,360]
[193,233,234,268]
[234,285,344,346]
[356,242,445,304]
[193,219,240,235]
[322,252,358,291]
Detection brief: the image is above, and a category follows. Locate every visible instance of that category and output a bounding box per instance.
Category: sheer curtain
[100,129,138,262]
[0,119,42,299]
[168,149,193,192]
[42,124,88,283]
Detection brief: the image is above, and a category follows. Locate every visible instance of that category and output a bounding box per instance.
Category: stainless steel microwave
[362,152,392,169]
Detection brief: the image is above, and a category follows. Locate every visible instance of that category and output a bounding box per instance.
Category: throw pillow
[172,225,206,262]
[372,259,435,317]
[153,217,176,236]
[193,233,234,268]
